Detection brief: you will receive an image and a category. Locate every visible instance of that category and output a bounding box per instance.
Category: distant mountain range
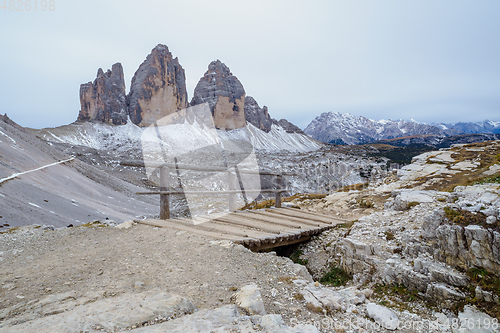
[432,120,500,134]
[304,112,500,145]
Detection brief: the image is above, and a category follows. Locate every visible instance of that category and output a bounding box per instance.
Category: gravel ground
[0,223,328,329]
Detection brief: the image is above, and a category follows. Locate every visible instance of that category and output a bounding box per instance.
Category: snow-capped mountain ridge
[304,112,448,145]
[305,112,500,145]
[432,120,500,135]
[38,120,321,154]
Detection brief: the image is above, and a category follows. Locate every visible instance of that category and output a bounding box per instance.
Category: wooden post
[228,170,237,212]
[160,166,170,219]
[275,174,282,208]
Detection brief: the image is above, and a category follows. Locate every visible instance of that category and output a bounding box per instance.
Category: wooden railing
[121,160,293,219]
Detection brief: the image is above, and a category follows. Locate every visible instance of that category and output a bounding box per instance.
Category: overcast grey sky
[1,0,499,129]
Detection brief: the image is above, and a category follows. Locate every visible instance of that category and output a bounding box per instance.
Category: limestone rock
[244,96,273,132]
[300,283,346,311]
[134,304,319,333]
[78,63,127,125]
[233,283,266,315]
[0,291,196,333]
[386,189,436,211]
[425,283,465,306]
[191,60,246,130]
[422,208,445,238]
[291,263,314,283]
[128,44,188,127]
[366,302,400,330]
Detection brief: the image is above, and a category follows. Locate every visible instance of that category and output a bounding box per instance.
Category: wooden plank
[211,214,301,235]
[210,221,294,239]
[180,212,229,224]
[266,208,338,224]
[249,210,329,227]
[174,217,271,239]
[136,219,242,241]
[233,211,309,229]
[281,207,348,222]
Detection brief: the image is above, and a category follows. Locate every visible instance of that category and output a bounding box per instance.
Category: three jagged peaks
[77,44,302,133]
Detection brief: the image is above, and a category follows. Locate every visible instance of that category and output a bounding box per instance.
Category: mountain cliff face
[76,45,306,139]
[127,44,188,127]
[77,63,127,125]
[305,112,451,145]
[244,96,272,133]
[190,60,246,130]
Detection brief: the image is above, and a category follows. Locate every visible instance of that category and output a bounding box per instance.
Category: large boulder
[78,63,127,125]
[128,44,188,127]
[190,60,246,130]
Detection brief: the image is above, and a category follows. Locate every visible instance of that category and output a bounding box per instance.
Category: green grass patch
[374,283,419,303]
[475,175,500,185]
[442,207,498,230]
[453,268,500,319]
[319,265,351,286]
[468,268,500,295]
[290,249,309,266]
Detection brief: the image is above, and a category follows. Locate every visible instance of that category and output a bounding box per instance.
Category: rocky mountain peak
[127,44,188,127]
[191,60,246,130]
[207,59,232,76]
[77,62,127,125]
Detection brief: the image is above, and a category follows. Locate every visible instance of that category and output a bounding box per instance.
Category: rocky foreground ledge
[1,222,486,333]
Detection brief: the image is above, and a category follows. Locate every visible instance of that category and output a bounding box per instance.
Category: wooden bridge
[123,160,345,251]
[135,208,345,251]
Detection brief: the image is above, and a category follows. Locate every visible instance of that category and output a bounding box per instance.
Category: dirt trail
[0,223,322,328]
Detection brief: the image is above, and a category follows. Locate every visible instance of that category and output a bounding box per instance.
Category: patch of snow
[0,129,16,144]
[43,121,321,154]
[0,157,75,185]
[438,124,449,130]
[46,131,65,142]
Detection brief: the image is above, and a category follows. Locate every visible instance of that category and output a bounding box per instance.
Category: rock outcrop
[128,44,188,127]
[77,63,127,125]
[276,118,304,134]
[244,96,272,132]
[190,60,246,130]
